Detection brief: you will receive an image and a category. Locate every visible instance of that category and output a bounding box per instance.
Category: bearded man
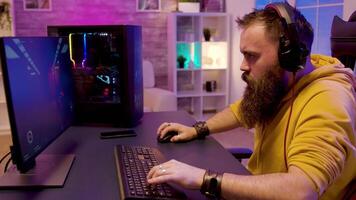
[147,2,355,199]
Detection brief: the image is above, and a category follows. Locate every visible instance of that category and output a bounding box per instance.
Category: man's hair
[236,4,314,53]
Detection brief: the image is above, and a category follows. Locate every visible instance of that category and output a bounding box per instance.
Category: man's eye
[245,54,255,59]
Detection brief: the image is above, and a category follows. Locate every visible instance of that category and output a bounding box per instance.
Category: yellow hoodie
[230,54,356,199]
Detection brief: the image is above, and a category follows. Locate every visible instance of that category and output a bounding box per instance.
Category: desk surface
[0,111,249,200]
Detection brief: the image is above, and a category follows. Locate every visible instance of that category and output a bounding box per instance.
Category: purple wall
[13,0,177,88]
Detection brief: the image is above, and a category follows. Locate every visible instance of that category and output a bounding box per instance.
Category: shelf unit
[167,13,230,120]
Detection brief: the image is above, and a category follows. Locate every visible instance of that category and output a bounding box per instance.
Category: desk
[0,111,250,200]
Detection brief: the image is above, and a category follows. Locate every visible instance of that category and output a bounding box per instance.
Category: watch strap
[200,169,223,199]
[192,121,210,139]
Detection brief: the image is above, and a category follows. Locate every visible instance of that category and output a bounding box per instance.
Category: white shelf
[177,68,227,71]
[202,91,226,96]
[202,68,227,71]
[177,68,201,72]
[168,13,230,120]
[177,91,202,98]
[174,12,228,17]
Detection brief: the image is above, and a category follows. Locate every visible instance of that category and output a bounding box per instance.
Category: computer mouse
[157,131,179,143]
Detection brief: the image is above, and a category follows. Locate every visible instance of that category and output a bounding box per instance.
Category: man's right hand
[157,122,198,142]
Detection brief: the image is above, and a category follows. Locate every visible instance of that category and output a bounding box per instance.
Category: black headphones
[265,2,310,72]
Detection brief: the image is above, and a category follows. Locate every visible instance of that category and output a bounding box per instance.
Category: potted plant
[177,55,187,68]
[203,28,211,41]
[0,2,12,35]
[178,0,200,13]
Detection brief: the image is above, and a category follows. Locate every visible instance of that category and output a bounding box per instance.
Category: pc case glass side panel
[69,32,121,104]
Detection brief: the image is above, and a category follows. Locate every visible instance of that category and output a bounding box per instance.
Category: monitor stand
[0,154,75,188]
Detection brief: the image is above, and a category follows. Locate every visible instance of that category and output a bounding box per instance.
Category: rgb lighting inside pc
[68,32,120,103]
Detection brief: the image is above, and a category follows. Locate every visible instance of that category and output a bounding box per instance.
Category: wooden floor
[0,128,254,176]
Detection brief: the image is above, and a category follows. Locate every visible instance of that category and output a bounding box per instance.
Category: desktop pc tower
[47,25,143,127]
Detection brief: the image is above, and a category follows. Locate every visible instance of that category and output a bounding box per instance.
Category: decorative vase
[178,2,200,13]
[203,29,211,41]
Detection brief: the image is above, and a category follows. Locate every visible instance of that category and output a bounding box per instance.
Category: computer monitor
[0,37,75,188]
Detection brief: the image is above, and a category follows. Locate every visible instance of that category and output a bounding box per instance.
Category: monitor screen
[0,37,74,173]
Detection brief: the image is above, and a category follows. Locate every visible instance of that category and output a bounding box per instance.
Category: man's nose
[240,59,250,72]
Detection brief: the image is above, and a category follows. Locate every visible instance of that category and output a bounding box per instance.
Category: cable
[283,72,296,169]
[4,156,12,173]
[0,151,11,164]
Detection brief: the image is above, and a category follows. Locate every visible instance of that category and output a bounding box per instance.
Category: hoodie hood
[283,54,356,102]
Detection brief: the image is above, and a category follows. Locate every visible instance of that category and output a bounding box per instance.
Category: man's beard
[239,68,287,128]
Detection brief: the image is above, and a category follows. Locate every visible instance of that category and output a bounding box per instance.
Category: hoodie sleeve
[287,83,355,195]
[229,99,245,126]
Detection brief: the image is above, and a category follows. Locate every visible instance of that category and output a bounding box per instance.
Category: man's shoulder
[295,78,356,113]
[301,77,354,98]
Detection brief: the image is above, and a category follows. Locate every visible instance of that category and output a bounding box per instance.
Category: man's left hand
[147,159,206,190]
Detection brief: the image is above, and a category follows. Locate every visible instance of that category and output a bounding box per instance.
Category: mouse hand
[157,122,197,142]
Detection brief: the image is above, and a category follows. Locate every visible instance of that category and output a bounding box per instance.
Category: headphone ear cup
[278,35,293,71]
[278,35,307,72]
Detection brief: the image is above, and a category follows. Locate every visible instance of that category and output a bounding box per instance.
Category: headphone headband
[265,3,294,25]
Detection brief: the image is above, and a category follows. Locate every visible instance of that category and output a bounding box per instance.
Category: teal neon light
[176,42,201,69]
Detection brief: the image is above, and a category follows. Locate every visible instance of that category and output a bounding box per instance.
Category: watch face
[210,177,218,188]
[207,177,218,196]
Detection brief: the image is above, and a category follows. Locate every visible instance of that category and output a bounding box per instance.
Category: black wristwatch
[200,170,223,199]
[193,121,210,139]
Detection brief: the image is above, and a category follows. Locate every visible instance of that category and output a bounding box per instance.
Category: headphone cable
[4,156,12,173]
[0,151,11,165]
[283,72,296,169]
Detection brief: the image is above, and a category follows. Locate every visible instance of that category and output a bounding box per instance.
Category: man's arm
[157,107,241,142]
[206,107,242,134]
[147,162,318,199]
[221,166,318,200]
